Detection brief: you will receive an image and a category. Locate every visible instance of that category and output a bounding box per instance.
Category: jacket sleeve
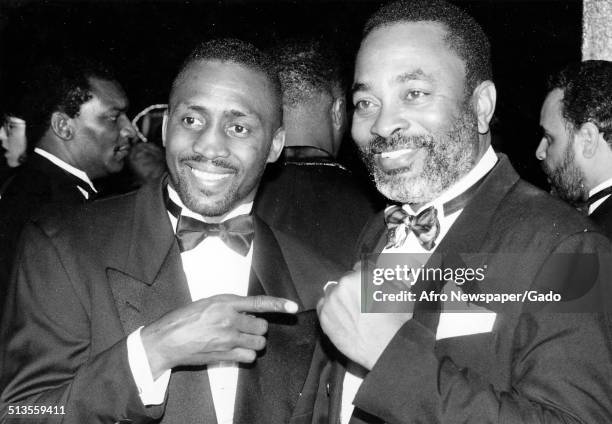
[0,222,166,424]
[352,232,612,424]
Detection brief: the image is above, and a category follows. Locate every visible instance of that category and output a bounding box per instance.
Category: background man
[316,1,612,423]
[536,60,612,237]
[256,38,380,268]
[0,38,340,424]
[0,58,136,305]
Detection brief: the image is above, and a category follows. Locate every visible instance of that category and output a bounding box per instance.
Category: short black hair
[270,38,345,108]
[548,60,612,145]
[171,38,282,120]
[364,0,492,94]
[21,57,117,146]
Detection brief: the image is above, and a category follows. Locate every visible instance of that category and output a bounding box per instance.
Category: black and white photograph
[0,0,611,423]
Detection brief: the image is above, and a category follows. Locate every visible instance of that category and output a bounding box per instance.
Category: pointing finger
[232,295,299,314]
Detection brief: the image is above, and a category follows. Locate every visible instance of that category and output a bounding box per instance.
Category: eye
[181,116,204,130]
[228,124,250,138]
[405,90,428,101]
[354,100,373,111]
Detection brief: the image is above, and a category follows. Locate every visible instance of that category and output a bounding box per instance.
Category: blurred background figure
[0,112,27,194]
[536,60,612,238]
[0,114,26,168]
[0,56,136,306]
[256,38,382,268]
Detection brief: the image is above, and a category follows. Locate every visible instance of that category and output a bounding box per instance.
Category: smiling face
[71,77,135,178]
[351,22,480,205]
[164,60,284,218]
[536,88,585,203]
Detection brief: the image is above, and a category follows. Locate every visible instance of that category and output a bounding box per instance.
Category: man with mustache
[0,58,136,306]
[0,39,340,423]
[316,1,612,423]
[536,60,612,238]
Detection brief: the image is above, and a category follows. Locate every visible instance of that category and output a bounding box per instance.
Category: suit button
[326,383,331,396]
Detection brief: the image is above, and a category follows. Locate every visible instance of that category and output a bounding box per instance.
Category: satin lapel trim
[124,175,177,285]
[249,216,303,307]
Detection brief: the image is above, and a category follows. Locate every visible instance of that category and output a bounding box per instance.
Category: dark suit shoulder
[502,179,598,235]
[31,189,138,244]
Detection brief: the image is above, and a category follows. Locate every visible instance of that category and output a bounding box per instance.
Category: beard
[170,155,264,217]
[541,143,585,205]
[358,106,480,205]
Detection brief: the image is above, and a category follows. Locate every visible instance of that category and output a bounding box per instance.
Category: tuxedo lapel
[106,176,217,424]
[337,156,520,423]
[234,217,320,424]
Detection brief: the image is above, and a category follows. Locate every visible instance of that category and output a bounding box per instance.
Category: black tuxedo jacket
[255,149,381,269]
[315,155,612,424]
[0,153,90,305]
[590,194,612,239]
[0,177,343,424]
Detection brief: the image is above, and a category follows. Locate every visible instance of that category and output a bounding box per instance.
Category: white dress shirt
[127,185,254,424]
[340,147,498,424]
[34,147,97,199]
[588,177,612,215]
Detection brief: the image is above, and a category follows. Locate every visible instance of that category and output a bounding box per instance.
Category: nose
[119,114,137,142]
[370,104,409,139]
[193,126,230,160]
[535,138,548,161]
[0,126,7,144]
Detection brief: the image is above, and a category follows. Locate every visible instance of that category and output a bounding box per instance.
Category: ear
[267,127,285,163]
[161,111,168,147]
[472,81,497,134]
[50,112,74,141]
[576,121,601,159]
[331,97,345,130]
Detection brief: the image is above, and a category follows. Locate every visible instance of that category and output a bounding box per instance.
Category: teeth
[381,148,412,159]
[191,167,230,181]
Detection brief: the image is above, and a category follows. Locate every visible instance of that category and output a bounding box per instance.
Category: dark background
[0,0,583,189]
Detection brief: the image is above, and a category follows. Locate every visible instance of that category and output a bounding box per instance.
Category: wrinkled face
[164,60,284,218]
[352,22,480,205]
[536,88,585,203]
[71,77,135,178]
[0,116,27,168]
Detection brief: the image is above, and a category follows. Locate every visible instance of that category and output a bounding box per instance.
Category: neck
[283,105,337,157]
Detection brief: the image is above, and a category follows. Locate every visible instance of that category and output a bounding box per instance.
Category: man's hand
[317,265,412,370]
[141,294,298,379]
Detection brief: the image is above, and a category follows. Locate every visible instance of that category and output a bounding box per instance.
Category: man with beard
[315,1,612,423]
[536,60,612,238]
[0,39,341,423]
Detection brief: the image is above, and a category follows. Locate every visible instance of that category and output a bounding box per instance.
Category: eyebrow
[351,69,434,95]
[179,104,262,123]
[396,69,434,83]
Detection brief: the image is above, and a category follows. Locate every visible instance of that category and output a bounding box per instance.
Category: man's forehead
[541,89,565,123]
[355,21,465,84]
[171,60,280,124]
[88,77,129,109]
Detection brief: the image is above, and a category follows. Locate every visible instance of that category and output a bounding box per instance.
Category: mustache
[362,132,433,155]
[181,155,239,172]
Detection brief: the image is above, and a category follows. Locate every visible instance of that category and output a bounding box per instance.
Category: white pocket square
[436,310,496,340]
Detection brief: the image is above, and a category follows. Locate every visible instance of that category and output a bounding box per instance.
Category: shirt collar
[588,177,612,214]
[404,146,498,216]
[34,147,97,193]
[167,184,253,223]
[589,177,612,198]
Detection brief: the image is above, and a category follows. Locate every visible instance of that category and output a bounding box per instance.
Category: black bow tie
[587,185,612,207]
[165,188,254,256]
[384,169,490,250]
